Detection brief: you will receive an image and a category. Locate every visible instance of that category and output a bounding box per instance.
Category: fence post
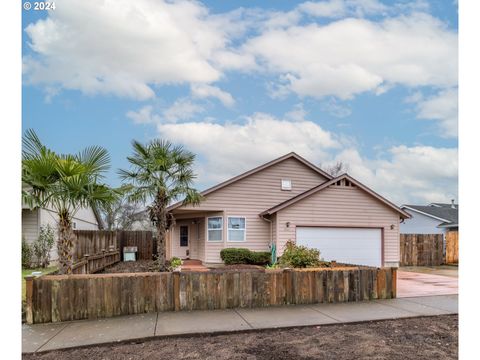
[84,255,89,274]
[391,268,397,298]
[173,272,180,311]
[102,249,106,270]
[283,269,293,305]
[25,275,34,324]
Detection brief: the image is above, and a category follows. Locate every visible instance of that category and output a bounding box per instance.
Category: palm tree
[22,129,119,274]
[119,139,202,271]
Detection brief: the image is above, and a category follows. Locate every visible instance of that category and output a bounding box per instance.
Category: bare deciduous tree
[322,161,349,177]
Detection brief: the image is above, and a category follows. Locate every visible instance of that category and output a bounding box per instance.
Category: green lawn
[22,266,57,302]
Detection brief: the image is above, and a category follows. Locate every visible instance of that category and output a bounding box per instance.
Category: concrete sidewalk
[22,294,458,353]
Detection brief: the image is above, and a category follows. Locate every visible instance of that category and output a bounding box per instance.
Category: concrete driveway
[397,267,458,298]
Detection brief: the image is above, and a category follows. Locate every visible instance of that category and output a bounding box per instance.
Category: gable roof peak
[260,173,410,219]
[167,152,332,211]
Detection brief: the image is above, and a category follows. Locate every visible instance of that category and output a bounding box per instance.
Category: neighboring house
[400,201,458,240]
[22,204,103,262]
[166,153,410,267]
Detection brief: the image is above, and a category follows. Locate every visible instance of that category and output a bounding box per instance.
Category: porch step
[182,259,203,266]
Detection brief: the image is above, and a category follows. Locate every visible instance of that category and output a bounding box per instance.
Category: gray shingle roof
[402,204,458,226]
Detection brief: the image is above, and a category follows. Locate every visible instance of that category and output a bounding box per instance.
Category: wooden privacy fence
[72,230,121,274]
[71,230,156,274]
[445,231,459,264]
[117,230,157,261]
[400,234,444,266]
[25,267,396,324]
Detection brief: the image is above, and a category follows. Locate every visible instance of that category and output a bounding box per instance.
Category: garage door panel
[296,227,382,267]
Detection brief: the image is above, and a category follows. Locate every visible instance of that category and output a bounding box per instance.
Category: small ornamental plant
[169,257,183,271]
[33,225,55,268]
[22,237,33,268]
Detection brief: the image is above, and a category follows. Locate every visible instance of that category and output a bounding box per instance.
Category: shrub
[279,240,320,268]
[220,248,272,265]
[248,251,271,265]
[220,248,251,265]
[22,237,33,268]
[169,257,182,270]
[33,225,55,268]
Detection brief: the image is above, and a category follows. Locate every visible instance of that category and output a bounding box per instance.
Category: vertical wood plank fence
[25,267,396,324]
[72,230,120,274]
[117,230,157,261]
[445,231,459,264]
[71,230,156,274]
[400,234,444,266]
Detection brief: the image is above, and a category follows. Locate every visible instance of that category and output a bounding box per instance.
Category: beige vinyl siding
[180,158,328,263]
[22,209,39,244]
[197,217,206,261]
[276,185,400,264]
[271,213,277,246]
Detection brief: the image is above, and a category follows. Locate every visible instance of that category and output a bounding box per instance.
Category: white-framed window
[281,179,292,191]
[227,216,246,242]
[207,216,223,242]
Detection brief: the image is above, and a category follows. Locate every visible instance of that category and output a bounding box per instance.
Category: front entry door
[179,225,189,258]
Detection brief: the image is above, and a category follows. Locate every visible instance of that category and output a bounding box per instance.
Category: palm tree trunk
[57,211,74,274]
[154,193,168,271]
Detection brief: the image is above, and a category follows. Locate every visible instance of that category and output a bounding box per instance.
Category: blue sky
[22,0,458,204]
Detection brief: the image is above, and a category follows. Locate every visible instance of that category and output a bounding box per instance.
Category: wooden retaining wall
[25,267,396,324]
[400,234,444,266]
[445,231,459,264]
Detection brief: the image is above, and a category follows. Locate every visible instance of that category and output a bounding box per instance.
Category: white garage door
[296,227,382,267]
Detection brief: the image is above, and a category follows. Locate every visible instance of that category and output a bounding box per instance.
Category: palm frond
[76,145,110,175]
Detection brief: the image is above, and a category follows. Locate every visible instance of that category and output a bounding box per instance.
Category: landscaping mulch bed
[24,315,457,360]
[208,264,266,272]
[100,260,157,273]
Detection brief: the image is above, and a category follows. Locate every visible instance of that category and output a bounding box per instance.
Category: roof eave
[261,174,411,219]
[168,152,332,211]
[400,206,451,223]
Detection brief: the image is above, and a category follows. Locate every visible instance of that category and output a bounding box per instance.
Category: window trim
[281,179,292,191]
[207,216,223,242]
[179,225,189,247]
[227,216,247,242]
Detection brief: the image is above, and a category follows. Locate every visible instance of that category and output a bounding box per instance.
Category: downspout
[260,214,276,264]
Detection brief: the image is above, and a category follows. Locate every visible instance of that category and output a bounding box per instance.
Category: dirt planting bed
[100,260,157,273]
[23,315,457,360]
[208,264,266,272]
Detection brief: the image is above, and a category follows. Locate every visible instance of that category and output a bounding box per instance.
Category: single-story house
[166,153,410,267]
[22,204,103,262]
[400,202,458,240]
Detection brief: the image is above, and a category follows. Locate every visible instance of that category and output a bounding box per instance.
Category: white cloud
[285,103,308,121]
[299,0,389,19]
[243,12,457,99]
[126,99,205,125]
[23,0,237,100]
[299,0,348,18]
[163,99,205,123]
[24,1,457,104]
[415,88,458,138]
[191,84,235,107]
[331,145,458,204]
[321,98,352,118]
[126,105,159,124]
[126,105,457,204]
[156,112,340,184]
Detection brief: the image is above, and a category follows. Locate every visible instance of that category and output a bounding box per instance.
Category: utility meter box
[123,246,138,261]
